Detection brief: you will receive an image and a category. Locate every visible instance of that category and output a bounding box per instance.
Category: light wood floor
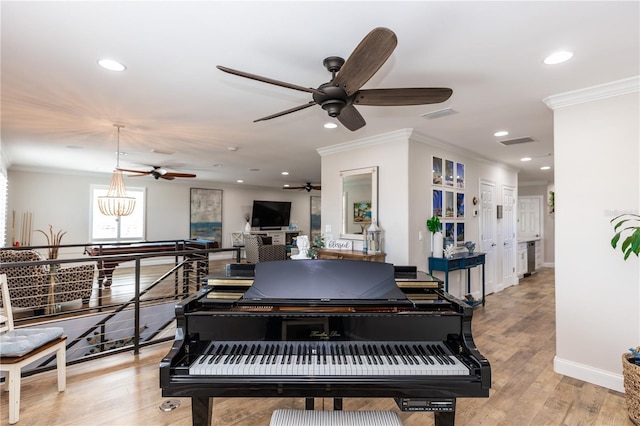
[1,267,632,426]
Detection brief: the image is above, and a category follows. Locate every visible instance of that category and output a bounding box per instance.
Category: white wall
[5,169,314,248]
[546,77,639,392]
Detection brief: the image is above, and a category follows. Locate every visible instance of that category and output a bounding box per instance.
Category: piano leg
[305,398,314,410]
[333,398,343,411]
[434,411,455,426]
[191,397,212,426]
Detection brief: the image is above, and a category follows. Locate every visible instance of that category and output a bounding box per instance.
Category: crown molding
[543,76,639,110]
[316,128,413,156]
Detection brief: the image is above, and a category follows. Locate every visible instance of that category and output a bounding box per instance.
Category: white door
[502,186,517,288]
[480,180,497,294]
[517,196,542,239]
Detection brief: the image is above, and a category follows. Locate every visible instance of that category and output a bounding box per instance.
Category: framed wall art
[310,196,321,238]
[432,156,443,185]
[189,188,223,242]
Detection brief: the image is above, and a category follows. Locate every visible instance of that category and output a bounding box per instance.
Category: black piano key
[302,344,307,365]
[260,344,269,365]
[372,344,383,365]
[435,344,453,365]
[235,344,247,364]
[416,344,434,365]
[340,344,347,365]
[281,343,288,364]
[250,344,261,365]
[287,344,293,364]
[353,344,362,365]
[296,344,302,364]
[382,344,396,364]
[322,345,327,364]
[330,345,337,364]
[427,344,445,365]
[245,344,256,364]
[395,344,409,365]
[198,342,214,364]
[270,344,278,364]
[213,344,228,364]
[366,344,375,365]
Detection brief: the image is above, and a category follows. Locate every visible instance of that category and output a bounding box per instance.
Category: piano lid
[241,259,409,304]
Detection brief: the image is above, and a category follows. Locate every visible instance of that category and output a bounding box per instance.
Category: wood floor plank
[0,267,632,425]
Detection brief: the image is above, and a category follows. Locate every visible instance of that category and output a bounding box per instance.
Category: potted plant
[427,215,443,258]
[611,213,640,424]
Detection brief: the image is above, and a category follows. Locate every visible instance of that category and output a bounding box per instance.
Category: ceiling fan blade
[217,66,324,96]
[117,167,151,175]
[354,88,453,106]
[160,175,176,180]
[337,105,366,131]
[165,172,197,178]
[333,27,397,96]
[254,101,317,122]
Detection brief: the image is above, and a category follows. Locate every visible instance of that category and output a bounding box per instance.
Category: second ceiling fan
[217,27,452,131]
[118,166,196,181]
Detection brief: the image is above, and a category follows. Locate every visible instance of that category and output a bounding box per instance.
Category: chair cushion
[0,327,64,357]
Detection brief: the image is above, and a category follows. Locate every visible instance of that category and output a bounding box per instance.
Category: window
[90,185,146,242]
[0,170,6,246]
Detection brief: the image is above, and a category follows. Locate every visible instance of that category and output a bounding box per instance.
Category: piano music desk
[428,253,485,307]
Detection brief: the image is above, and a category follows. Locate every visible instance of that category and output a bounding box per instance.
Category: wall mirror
[340,166,378,240]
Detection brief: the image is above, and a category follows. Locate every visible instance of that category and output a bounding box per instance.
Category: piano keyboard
[189,341,469,376]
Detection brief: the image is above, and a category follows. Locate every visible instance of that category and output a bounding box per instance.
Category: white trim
[317,129,412,156]
[554,356,624,393]
[543,76,640,110]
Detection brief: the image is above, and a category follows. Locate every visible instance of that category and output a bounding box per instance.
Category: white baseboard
[542,262,555,268]
[554,356,624,393]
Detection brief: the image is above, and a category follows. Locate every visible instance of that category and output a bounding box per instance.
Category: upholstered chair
[244,235,287,263]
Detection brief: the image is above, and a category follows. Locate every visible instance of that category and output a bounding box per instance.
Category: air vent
[498,137,536,146]
[420,108,457,120]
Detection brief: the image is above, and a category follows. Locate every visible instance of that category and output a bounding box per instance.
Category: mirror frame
[339,166,378,240]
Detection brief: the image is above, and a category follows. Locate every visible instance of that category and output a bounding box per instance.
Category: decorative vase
[623,353,640,424]
[432,232,443,258]
[244,221,251,233]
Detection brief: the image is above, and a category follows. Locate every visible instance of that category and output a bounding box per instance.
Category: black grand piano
[160,260,491,425]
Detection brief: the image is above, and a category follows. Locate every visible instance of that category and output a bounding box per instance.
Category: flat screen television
[251,200,292,230]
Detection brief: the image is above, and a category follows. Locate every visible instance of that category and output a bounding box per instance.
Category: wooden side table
[316,249,386,262]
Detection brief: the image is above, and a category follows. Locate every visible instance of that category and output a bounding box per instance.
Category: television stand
[250,229,301,245]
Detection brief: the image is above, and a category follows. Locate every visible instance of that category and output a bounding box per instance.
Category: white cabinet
[517,242,528,277]
[535,240,542,270]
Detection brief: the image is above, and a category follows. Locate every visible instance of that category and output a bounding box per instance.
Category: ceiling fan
[217,27,452,131]
[284,182,321,192]
[117,166,196,180]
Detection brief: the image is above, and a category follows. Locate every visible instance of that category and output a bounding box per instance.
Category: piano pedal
[159,399,181,412]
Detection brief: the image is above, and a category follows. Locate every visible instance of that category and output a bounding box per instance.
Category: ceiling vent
[497,136,536,146]
[420,108,457,120]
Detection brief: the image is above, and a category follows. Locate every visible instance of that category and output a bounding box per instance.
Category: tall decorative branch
[35,224,67,260]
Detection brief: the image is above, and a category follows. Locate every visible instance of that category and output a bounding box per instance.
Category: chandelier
[98,124,136,216]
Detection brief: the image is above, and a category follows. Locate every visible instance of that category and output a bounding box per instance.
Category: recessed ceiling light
[540,166,551,170]
[544,51,574,65]
[283,184,290,188]
[494,131,509,137]
[520,157,532,162]
[281,171,289,175]
[236,179,244,183]
[212,164,223,167]
[249,168,260,172]
[98,59,126,71]
[324,122,338,129]
[228,146,238,151]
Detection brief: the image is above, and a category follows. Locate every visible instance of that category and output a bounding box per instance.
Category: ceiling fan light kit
[217,27,452,132]
[98,124,136,217]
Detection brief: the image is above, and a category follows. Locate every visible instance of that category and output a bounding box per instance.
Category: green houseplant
[611,213,640,424]
[427,215,443,257]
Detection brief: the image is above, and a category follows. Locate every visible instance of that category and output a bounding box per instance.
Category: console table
[428,252,485,307]
[317,249,386,262]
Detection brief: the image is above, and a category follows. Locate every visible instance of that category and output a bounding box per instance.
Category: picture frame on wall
[444,222,455,247]
[353,201,372,223]
[457,193,465,218]
[456,223,465,244]
[456,162,465,189]
[444,159,454,186]
[432,156,443,185]
[310,196,321,238]
[445,191,454,218]
[189,188,223,243]
[433,189,443,217]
